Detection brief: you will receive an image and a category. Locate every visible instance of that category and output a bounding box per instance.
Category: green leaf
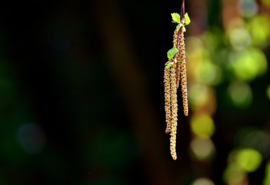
[184,13,191,25]
[176,23,183,31]
[171,13,180,24]
[167,47,178,59]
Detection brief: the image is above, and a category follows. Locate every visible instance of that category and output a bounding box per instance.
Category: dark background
[0,0,269,184]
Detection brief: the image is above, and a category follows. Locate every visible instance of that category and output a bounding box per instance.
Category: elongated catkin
[173,30,181,89]
[164,61,171,134]
[176,54,181,89]
[170,64,178,160]
[179,27,188,116]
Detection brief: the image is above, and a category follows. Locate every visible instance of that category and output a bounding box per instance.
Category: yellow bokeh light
[229,28,250,50]
[188,83,208,107]
[228,81,252,108]
[190,137,215,161]
[262,0,270,7]
[186,37,204,58]
[191,114,215,138]
[236,148,262,172]
[192,178,215,185]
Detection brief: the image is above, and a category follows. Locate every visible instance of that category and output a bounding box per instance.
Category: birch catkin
[173,30,181,89]
[176,54,181,89]
[179,27,188,116]
[170,64,178,160]
[164,61,171,134]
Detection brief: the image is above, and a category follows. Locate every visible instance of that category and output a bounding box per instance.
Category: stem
[175,0,185,59]
[180,0,185,18]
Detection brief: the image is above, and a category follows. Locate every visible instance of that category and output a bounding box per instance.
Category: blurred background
[0,0,269,184]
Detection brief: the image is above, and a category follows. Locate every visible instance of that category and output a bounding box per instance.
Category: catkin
[164,61,171,134]
[179,27,188,116]
[176,54,181,89]
[173,29,178,46]
[173,30,181,89]
[170,64,178,160]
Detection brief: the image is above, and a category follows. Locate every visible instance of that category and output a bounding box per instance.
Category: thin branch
[175,0,185,59]
[180,0,185,18]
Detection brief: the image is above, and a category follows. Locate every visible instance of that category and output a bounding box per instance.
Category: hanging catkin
[173,30,181,89]
[164,61,172,134]
[179,27,188,116]
[170,64,178,160]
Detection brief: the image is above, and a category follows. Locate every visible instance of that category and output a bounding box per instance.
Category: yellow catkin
[173,30,181,89]
[164,61,171,134]
[173,30,178,46]
[176,54,181,89]
[179,27,188,116]
[170,64,178,160]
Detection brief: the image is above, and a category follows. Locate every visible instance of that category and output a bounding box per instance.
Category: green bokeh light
[263,161,270,185]
[195,60,222,85]
[223,164,246,184]
[203,30,223,51]
[267,85,270,100]
[236,148,262,172]
[248,15,270,48]
[228,81,253,108]
[229,48,267,82]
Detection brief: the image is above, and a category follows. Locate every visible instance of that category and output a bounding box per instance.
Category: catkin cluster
[164,25,188,160]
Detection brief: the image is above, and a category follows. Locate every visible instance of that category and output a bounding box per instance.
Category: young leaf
[171,13,180,24]
[167,47,178,59]
[184,13,191,25]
